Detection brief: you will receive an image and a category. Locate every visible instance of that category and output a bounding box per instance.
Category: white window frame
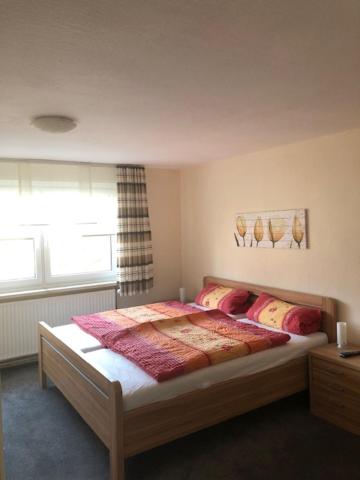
[0,228,43,293]
[0,160,118,294]
[0,225,117,294]
[43,225,117,288]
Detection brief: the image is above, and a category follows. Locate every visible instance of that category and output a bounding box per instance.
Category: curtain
[116,165,154,296]
[0,161,117,227]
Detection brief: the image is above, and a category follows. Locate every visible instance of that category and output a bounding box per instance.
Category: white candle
[337,322,347,348]
[179,287,186,304]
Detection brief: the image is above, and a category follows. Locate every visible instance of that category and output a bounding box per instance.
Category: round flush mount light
[31,115,77,133]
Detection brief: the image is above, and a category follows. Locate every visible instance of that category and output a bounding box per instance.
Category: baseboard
[0,354,38,369]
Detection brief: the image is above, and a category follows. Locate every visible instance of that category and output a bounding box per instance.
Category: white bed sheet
[52,305,328,411]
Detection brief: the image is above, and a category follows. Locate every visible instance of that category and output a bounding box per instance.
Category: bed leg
[110,447,124,480]
[39,366,47,390]
[110,382,124,480]
[38,324,47,390]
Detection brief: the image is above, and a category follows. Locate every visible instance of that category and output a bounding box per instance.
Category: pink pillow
[247,292,321,335]
[195,283,250,314]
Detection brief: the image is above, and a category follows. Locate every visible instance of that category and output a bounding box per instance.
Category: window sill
[0,282,117,303]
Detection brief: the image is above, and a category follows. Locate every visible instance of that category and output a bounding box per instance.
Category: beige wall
[181,128,360,341]
[117,167,181,308]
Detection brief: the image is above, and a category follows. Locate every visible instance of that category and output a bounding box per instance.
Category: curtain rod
[0,158,178,170]
[0,158,145,168]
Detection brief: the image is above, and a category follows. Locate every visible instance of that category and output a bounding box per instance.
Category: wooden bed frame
[38,276,336,480]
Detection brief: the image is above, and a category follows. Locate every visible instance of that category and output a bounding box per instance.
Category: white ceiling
[1,1,360,166]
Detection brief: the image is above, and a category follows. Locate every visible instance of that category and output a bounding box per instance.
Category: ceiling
[1,1,360,166]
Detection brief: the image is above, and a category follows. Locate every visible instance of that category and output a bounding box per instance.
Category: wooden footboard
[124,355,308,457]
[38,322,124,480]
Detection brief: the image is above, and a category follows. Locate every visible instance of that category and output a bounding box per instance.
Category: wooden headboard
[204,276,337,343]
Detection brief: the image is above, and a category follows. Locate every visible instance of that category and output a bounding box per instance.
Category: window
[0,232,40,283]
[0,161,117,293]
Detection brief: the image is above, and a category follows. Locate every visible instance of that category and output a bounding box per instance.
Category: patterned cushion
[195,283,250,314]
[246,293,321,335]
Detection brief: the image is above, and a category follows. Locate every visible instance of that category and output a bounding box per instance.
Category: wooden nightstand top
[310,343,360,373]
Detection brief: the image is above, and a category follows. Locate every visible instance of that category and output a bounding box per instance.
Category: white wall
[180,129,360,341]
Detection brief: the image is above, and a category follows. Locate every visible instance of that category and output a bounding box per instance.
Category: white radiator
[0,289,116,361]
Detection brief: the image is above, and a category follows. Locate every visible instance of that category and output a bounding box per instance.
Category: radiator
[0,289,116,361]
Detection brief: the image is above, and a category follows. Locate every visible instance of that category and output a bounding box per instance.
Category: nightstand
[309,343,360,435]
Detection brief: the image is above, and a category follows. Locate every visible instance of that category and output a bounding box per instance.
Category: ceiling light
[31,115,77,133]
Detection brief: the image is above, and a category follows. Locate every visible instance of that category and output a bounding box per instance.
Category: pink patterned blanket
[73,301,290,382]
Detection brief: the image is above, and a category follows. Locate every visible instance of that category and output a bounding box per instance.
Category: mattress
[52,305,328,411]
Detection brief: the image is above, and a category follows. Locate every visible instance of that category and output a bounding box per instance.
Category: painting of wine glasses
[234,209,307,249]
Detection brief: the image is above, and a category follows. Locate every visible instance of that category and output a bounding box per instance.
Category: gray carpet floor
[2,363,360,480]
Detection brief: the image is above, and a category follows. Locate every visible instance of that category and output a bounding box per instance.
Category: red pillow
[247,292,321,335]
[195,283,250,314]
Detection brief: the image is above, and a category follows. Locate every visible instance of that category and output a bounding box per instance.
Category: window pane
[0,238,36,281]
[49,233,113,276]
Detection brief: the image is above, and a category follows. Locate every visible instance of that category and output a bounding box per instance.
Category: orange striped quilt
[73,302,290,382]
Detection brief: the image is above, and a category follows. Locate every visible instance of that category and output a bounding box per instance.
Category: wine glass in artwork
[268,218,286,248]
[292,215,304,248]
[254,217,264,247]
[236,216,247,246]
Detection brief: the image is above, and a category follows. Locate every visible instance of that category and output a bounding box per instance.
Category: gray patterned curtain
[116,165,154,296]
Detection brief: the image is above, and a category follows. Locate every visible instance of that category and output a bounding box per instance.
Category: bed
[38,276,336,480]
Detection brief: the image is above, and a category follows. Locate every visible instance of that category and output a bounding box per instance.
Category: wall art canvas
[234,209,307,249]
